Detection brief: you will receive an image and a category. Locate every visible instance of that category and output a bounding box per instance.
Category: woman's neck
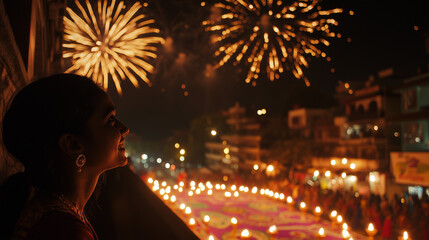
[60,173,100,211]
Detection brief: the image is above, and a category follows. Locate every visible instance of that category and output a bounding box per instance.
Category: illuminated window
[291,116,302,126]
[403,122,424,144]
[403,89,417,111]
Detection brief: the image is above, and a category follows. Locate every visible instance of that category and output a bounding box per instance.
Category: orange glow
[63,0,164,95]
[203,0,343,85]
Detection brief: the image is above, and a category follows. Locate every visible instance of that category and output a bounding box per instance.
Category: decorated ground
[150,180,368,240]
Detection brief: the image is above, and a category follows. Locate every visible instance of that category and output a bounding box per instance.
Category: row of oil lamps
[147,178,411,240]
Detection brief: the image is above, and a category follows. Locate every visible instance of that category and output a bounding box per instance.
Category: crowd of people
[166,168,429,240]
[280,181,429,239]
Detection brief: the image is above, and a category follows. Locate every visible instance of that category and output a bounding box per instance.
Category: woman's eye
[108,116,116,124]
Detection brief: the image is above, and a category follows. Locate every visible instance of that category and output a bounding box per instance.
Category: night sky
[4,0,429,141]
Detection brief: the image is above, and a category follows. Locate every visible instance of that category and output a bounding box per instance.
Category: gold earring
[75,154,86,172]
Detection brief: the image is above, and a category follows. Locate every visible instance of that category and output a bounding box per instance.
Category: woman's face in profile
[81,93,129,173]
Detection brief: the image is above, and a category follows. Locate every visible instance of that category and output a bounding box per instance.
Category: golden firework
[63,0,164,94]
[202,0,343,86]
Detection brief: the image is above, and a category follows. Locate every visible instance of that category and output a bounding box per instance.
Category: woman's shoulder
[25,211,96,240]
[12,192,97,240]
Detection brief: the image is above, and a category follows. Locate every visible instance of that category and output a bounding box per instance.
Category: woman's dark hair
[0,74,105,238]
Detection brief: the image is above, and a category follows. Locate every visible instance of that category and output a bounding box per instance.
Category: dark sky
[108,0,428,141]
[4,0,429,141]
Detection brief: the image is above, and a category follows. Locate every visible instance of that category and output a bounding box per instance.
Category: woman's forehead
[96,93,115,116]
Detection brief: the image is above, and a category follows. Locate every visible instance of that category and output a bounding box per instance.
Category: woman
[0,74,129,239]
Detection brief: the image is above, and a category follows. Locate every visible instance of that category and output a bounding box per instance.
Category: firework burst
[63,0,164,94]
[202,0,343,86]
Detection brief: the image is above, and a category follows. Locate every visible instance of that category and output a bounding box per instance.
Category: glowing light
[175,143,180,148]
[342,229,350,238]
[325,171,331,177]
[342,158,348,164]
[350,163,356,170]
[370,174,376,182]
[208,189,213,195]
[224,148,230,154]
[287,196,293,203]
[225,191,232,197]
[180,156,185,161]
[203,0,343,85]
[252,187,258,194]
[337,215,343,223]
[330,210,337,218]
[373,125,379,131]
[180,203,186,210]
[63,0,164,94]
[179,181,184,187]
[231,185,237,191]
[185,207,192,214]
[208,235,214,240]
[318,227,325,236]
[163,194,169,200]
[342,223,348,230]
[165,163,170,169]
[142,154,148,160]
[314,170,319,177]
[211,129,217,136]
[156,158,162,163]
[241,229,250,238]
[188,191,194,196]
[331,159,336,166]
[268,225,278,234]
[189,218,196,225]
[161,181,167,187]
[170,195,176,202]
[341,172,347,178]
[148,178,153,183]
[315,206,321,213]
[368,223,374,231]
[231,217,237,225]
[403,231,409,240]
[253,164,259,170]
[204,215,210,223]
[180,149,186,155]
[267,165,274,172]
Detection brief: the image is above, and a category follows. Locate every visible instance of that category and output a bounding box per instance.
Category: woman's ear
[58,133,85,158]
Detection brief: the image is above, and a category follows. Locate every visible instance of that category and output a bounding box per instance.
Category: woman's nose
[116,119,129,136]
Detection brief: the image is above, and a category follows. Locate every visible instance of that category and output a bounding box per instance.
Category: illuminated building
[205,102,261,175]
[390,72,429,191]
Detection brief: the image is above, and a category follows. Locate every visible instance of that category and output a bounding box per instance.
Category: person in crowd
[0,74,129,240]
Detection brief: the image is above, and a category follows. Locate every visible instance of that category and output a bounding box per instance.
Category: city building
[311,73,403,195]
[389,72,429,196]
[205,103,261,175]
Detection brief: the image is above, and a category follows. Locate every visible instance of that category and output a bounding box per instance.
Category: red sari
[12,191,98,240]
